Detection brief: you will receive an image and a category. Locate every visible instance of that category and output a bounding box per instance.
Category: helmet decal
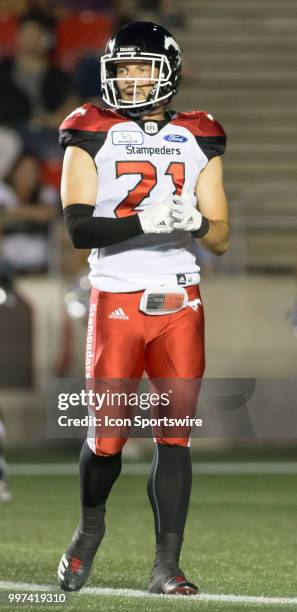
[107,37,116,54]
[164,36,181,57]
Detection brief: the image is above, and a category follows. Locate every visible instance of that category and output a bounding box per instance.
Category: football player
[57,22,229,595]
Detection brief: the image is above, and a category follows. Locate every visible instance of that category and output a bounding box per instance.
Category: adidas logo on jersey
[187,298,201,312]
[108,307,129,320]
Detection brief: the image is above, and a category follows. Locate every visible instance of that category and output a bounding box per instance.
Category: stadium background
[0,0,297,609]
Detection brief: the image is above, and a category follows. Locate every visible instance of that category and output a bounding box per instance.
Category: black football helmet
[100,21,182,118]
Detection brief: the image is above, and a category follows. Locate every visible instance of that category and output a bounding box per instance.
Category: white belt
[139,287,188,315]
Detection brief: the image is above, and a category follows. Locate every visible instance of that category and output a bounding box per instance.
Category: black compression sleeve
[63,203,144,249]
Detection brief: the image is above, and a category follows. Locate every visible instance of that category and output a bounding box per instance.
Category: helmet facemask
[101,53,174,118]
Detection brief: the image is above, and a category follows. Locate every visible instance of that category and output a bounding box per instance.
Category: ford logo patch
[164,134,188,143]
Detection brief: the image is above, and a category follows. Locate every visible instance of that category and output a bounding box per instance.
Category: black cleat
[148,532,198,596]
[148,563,198,595]
[58,552,93,592]
[58,504,105,592]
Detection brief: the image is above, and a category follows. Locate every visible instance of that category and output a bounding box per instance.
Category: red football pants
[86,285,205,455]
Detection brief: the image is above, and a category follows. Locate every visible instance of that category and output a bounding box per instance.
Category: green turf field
[0,471,297,611]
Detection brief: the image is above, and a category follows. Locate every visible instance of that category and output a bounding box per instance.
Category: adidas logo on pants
[108,307,129,320]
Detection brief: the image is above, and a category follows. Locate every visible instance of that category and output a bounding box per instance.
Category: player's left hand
[170,181,202,231]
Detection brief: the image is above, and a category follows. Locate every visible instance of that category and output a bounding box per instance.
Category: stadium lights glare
[66,301,87,319]
[79,275,91,291]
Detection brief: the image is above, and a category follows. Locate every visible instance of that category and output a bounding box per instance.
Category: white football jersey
[60,104,226,292]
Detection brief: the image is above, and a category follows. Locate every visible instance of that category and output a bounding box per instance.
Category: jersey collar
[134,110,176,135]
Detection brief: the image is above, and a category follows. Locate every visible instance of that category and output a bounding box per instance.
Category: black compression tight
[79,440,122,507]
[147,443,192,536]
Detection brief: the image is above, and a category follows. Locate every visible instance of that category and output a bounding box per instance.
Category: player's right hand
[138,189,174,234]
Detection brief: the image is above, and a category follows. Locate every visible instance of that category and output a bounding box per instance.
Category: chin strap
[120,102,169,120]
[116,83,171,120]
[120,106,154,119]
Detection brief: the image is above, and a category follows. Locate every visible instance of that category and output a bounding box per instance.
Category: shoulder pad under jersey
[171,111,227,159]
[59,103,129,158]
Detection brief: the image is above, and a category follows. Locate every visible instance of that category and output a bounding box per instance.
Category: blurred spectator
[0,10,79,128]
[0,127,22,179]
[0,152,59,275]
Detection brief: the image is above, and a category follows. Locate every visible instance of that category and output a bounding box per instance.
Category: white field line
[0,581,297,606]
[7,462,297,476]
